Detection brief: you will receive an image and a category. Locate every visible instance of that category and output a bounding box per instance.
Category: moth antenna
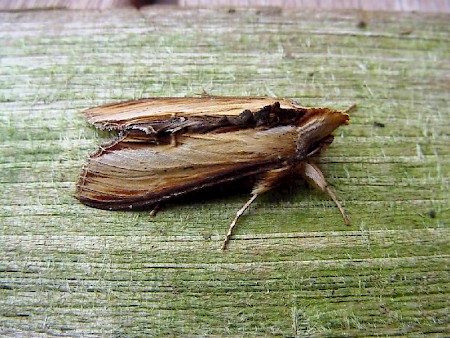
[343,104,357,114]
[299,162,350,226]
[222,194,259,250]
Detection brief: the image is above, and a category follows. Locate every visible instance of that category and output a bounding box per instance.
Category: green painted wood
[1,7,448,337]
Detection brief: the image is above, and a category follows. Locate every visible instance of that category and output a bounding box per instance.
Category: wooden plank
[179,0,450,13]
[1,0,450,13]
[0,7,449,337]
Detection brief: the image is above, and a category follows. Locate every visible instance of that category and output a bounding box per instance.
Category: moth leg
[200,89,211,97]
[299,162,350,225]
[222,194,259,250]
[221,167,292,250]
[149,203,161,217]
[170,134,177,147]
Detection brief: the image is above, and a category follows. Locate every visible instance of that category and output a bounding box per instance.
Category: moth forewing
[76,125,300,209]
[82,97,306,131]
[76,97,352,249]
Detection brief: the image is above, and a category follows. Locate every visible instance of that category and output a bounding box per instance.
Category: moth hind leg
[299,162,350,225]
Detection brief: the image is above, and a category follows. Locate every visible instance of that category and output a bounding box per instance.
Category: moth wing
[76,126,298,210]
[82,97,303,130]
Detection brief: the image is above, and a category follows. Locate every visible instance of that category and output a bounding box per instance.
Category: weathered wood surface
[0,7,448,337]
[2,0,450,13]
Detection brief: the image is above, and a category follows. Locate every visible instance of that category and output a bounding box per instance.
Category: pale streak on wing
[77,125,298,206]
[82,97,303,129]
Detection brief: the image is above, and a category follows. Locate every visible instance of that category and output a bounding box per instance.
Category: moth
[76,96,353,249]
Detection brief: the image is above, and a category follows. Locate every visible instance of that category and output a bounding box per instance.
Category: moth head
[295,108,350,158]
[314,108,349,128]
[298,108,349,137]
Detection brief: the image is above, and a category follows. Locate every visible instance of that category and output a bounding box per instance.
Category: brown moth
[76,97,353,249]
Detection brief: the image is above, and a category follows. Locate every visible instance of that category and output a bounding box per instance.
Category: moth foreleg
[299,162,350,225]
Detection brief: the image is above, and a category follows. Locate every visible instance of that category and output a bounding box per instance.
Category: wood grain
[0,7,448,337]
[1,0,450,12]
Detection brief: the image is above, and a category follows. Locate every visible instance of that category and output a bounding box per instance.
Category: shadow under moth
[76,96,353,249]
